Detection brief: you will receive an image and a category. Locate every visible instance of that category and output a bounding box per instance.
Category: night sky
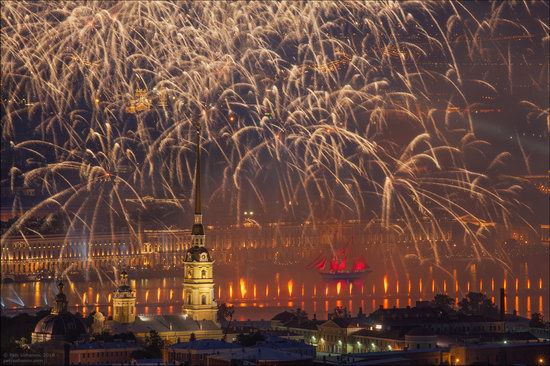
[1,1,548,233]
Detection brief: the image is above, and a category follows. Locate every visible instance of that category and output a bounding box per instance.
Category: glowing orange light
[336,281,341,296]
[253,284,257,299]
[491,278,495,292]
[504,279,507,291]
[372,284,376,294]
[82,292,87,304]
[527,296,531,314]
[265,284,269,298]
[145,290,149,302]
[277,285,281,298]
[443,280,447,293]
[325,285,329,297]
[516,278,519,292]
[383,276,388,295]
[301,283,305,297]
[170,289,173,301]
[396,280,399,294]
[431,279,435,293]
[408,280,411,294]
[95,293,99,304]
[108,293,112,303]
[349,282,353,296]
[218,286,221,299]
[240,278,247,299]
[479,279,483,292]
[157,288,161,302]
[288,280,293,297]
[229,283,233,298]
[419,278,423,293]
[527,279,530,289]
[539,296,543,313]
[467,281,470,292]
[540,278,543,289]
[313,285,316,297]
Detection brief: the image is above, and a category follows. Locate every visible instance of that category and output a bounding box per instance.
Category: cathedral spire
[194,122,202,224]
[191,122,205,245]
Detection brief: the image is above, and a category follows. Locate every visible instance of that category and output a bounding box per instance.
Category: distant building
[68,341,141,365]
[164,339,241,365]
[449,342,550,365]
[32,281,88,343]
[205,346,314,365]
[316,308,372,353]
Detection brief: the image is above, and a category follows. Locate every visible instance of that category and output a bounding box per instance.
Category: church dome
[115,284,133,293]
[114,270,134,296]
[32,280,87,342]
[33,312,87,340]
[185,245,212,262]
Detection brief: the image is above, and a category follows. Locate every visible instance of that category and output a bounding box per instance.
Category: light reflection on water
[2,261,548,321]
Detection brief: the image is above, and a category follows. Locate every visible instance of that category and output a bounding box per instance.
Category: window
[201,269,207,279]
[201,295,207,305]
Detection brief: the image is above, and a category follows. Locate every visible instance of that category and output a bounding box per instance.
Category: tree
[459,292,497,317]
[432,294,455,311]
[530,313,545,328]
[144,330,165,358]
[218,303,235,341]
[217,303,234,324]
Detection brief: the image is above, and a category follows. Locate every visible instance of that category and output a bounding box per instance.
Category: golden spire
[194,122,202,224]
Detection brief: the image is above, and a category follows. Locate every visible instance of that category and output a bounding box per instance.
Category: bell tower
[112,270,136,324]
[182,122,217,322]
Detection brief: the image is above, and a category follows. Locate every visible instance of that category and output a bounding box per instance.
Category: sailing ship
[310,239,371,281]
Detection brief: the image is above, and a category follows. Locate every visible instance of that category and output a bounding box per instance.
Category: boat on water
[310,243,371,281]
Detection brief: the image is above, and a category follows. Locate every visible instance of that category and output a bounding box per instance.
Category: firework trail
[1,1,548,271]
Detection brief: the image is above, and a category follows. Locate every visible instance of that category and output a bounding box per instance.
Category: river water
[2,256,548,321]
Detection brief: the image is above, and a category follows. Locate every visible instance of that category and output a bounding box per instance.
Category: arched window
[201,269,207,279]
[187,294,192,304]
[201,294,207,305]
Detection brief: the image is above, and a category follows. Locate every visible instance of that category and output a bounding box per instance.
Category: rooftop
[169,339,241,351]
[108,314,220,334]
[207,346,314,363]
[72,341,140,350]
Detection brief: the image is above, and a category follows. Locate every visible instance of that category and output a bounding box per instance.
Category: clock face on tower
[200,253,208,261]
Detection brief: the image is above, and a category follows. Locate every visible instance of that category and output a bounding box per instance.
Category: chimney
[499,288,505,320]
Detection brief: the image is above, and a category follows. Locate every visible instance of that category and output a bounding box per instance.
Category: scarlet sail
[310,246,371,280]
